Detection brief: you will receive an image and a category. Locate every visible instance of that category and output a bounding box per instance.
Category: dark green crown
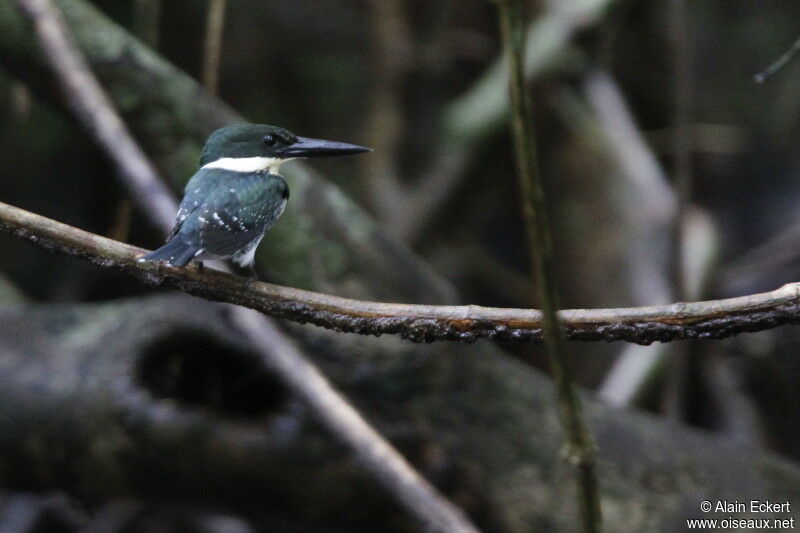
[199,123,371,166]
[199,124,298,165]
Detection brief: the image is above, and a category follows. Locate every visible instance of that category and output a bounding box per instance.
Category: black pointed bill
[276,137,371,158]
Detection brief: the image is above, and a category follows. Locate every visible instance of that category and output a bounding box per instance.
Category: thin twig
[363,0,410,219]
[754,34,800,84]
[15,1,479,531]
[202,0,226,94]
[4,200,800,345]
[132,0,160,48]
[495,2,600,530]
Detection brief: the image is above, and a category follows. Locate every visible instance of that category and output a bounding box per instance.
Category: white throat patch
[202,156,293,174]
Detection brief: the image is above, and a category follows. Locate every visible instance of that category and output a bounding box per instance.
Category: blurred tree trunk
[1,295,799,531]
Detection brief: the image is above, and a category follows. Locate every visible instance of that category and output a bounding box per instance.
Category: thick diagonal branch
[3,200,800,346]
[14,1,478,531]
[15,0,176,232]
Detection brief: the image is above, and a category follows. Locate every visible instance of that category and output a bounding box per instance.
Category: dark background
[0,1,799,531]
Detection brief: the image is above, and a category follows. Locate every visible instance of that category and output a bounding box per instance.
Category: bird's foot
[244,266,261,290]
[231,262,260,288]
[196,260,205,273]
[245,264,259,281]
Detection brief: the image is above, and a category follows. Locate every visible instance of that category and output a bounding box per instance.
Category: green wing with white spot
[170,167,230,237]
[178,170,288,258]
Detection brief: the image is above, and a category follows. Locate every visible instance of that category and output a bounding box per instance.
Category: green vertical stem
[132,0,160,48]
[202,0,226,94]
[495,1,602,532]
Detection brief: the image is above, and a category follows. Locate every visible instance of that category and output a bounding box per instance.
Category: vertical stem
[363,0,410,218]
[495,1,601,532]
[133,0,160,48]
[202,0,226,94]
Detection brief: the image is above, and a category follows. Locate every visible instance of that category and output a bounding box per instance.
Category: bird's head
[199,123,370,173]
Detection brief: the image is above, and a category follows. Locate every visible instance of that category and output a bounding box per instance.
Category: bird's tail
[138,238,199,267]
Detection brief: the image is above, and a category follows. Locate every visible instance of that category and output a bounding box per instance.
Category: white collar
[202,156,294,173]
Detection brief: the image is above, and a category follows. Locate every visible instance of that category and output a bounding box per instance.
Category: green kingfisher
[139,123,370,269]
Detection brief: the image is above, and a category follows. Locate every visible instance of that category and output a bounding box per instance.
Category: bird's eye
[262,135,276,146]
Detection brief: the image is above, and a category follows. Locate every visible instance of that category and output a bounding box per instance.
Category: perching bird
[139,123,370,270]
